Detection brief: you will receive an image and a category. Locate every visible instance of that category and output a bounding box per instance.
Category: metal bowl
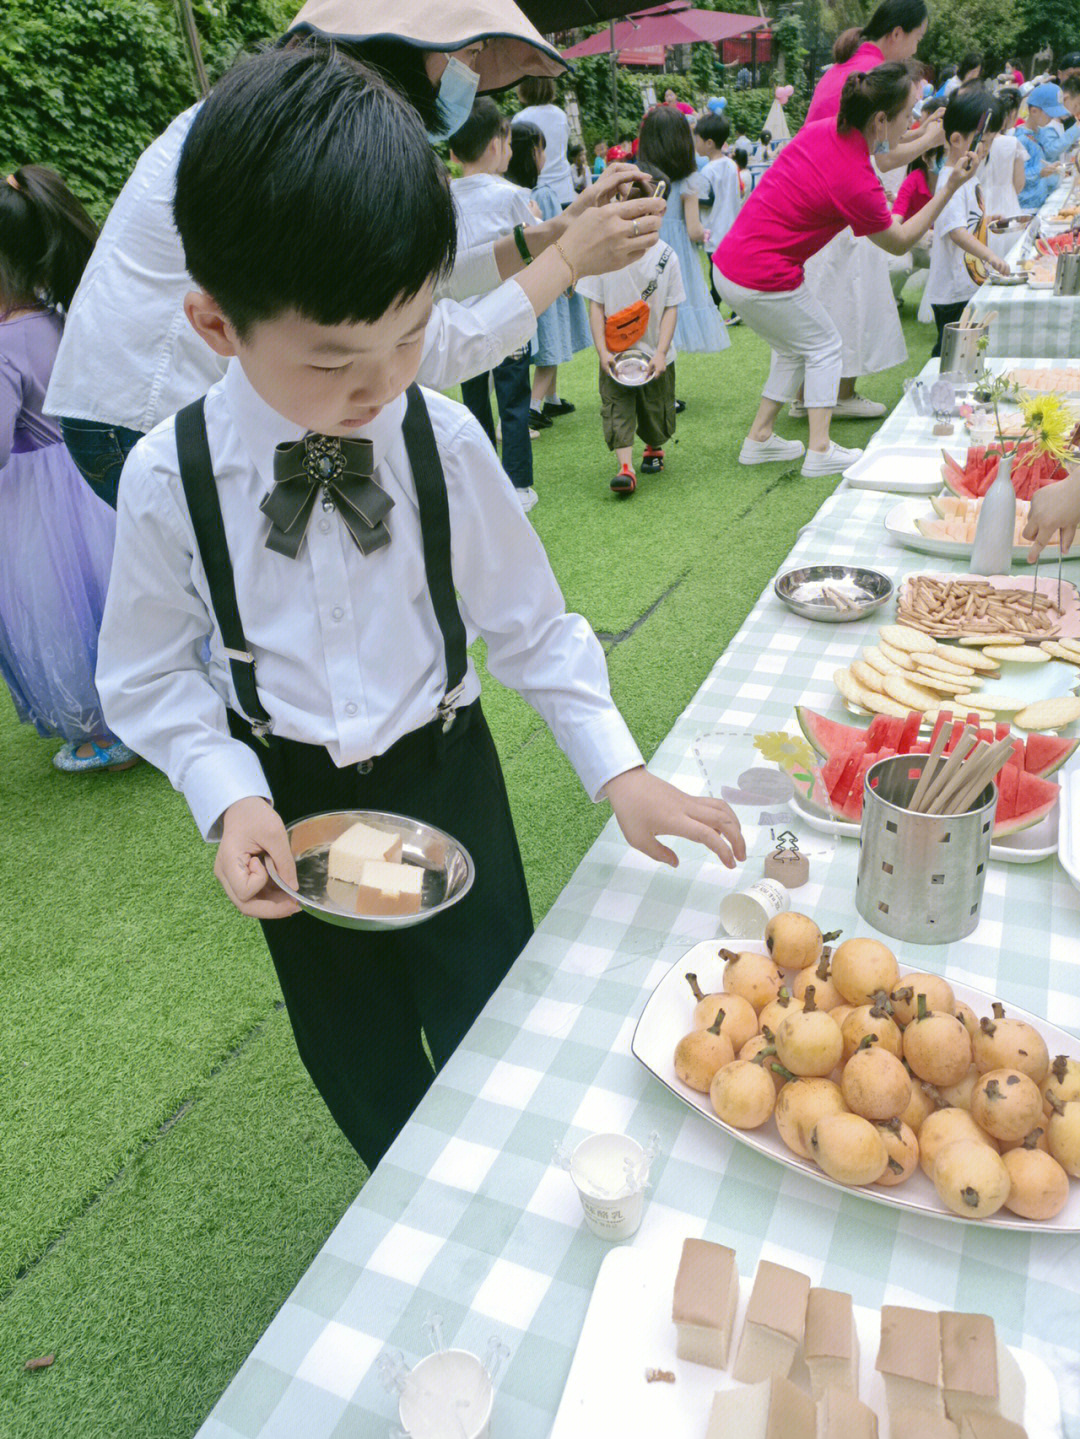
[266,809,474,931]
[774,565,894,623]
[989,213,1034,234]
[609,349,652,387]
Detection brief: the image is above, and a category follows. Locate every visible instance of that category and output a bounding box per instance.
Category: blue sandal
[52,739,139,773]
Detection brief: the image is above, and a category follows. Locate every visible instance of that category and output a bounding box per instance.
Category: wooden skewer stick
[932,736,1016,816]
[914,727,979,813]
[925,739,990,815]
[909,722,951,812]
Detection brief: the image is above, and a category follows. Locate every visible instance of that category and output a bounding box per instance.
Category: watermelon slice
[941,443,1068,502]
[930,711,954,750]
[798,706,861,760]
[821,752,848,799]
[997,763,1019,824]
[945,721,967,753]
[995,723,1012,743]
[995,771,1059,836]
[867,714,903,751]
[1022,733,1080,779]
[829,745,868,814]
[898,712,923,753]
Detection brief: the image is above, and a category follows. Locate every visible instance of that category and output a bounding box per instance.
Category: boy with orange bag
[577,199,685,497]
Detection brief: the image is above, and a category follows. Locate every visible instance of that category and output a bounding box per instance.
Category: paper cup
[718,877,790,939]
[398,1349,493,1439]
[568,1133,649,1241]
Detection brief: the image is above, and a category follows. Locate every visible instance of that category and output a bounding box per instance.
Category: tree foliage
[0,0,293,222]
[921,0,1021,75]
[1013,0,1079,67]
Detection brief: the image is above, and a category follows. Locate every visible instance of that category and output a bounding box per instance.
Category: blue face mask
[427,56,481,143]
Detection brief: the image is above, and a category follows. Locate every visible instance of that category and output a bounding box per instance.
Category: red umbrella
[561,6,769,57]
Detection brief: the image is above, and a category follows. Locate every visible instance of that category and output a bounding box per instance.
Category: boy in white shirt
[450,98,539,510]
[95,45,744,1168]
[577,221,686,495]
[925,89,1009,355]
[693,112,741,250]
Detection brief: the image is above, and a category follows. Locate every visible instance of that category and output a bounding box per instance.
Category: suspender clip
[437,682,465,734]
[249,720,271,746]
[224,647,256,664]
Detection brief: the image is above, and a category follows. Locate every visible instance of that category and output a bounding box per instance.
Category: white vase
[969,452,1016,575]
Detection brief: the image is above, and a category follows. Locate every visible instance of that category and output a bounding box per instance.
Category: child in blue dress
[0,167,136,773]
[507,121,591,428]
[638,106,730,360]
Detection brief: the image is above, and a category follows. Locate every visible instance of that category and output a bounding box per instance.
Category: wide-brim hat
[285,0,567,90]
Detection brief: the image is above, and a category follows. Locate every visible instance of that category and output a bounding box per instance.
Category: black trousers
[227,701,533,1168]
[931,300,969,358]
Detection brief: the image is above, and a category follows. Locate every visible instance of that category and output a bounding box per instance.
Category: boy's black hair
[941,84,994,143]
[448,97,510,164]
[996,85,1022,114]
[638,104,696,183]
[506,120,543,189]
[695,111,730,147]
[0,165,97,314]
[1062,75,1080,96]
[733,147,749,167]
[174,43,455,337]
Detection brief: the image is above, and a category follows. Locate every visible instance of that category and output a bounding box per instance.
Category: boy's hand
[646,350,668,377]
[597,345,615,375]
[990,254,1010,275]
[1023,470,1080,560]
[601,766,746,869]
[215,796,302,919]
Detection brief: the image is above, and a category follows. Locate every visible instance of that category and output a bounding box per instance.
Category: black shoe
[543,398,576,417]
[674,398,686,414]
[529,408,553,429]
[610,465,637,495]
[640,448,664,473]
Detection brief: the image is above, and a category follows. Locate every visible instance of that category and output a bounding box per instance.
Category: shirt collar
[223,359,408,491]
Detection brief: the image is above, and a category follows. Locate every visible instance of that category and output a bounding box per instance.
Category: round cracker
[982,646,1051,665]
[1041,641,1080,666]
[958,633,1025,646]
[882,672,948,710]
[1013,695,1080,731]
[1052,637,1080,659]
[834,666,874,710]
[858,689,911,718]
[975,694,1031,716]
[878,640,917,671]
[879,624,938,655]
[851,660,885,694]
[911,669,979,696]
[917,652,977,678]
[932,645,998,675]
[862,645,905,677]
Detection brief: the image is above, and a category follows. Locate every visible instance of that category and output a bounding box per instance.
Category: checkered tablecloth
[196,439,1080,1439]
[970,177,1080,358]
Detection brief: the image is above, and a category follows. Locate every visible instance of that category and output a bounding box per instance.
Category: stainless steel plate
[609,349,651,387]
[987,271,1030,286]
[774,564,894,622]
[267,810,474,931]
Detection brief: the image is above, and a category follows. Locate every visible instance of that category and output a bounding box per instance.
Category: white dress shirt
[96,364,643,838]
[44,106,537,431]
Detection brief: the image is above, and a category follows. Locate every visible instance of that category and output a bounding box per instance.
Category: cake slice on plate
[805,1287,858,1398]
[353,858,425,916]
[940,1312,1025,1425]
[671,1238,739,1369]
[816,1385,878,1438]
[327,820,402,882]
[732,1260,811,1384]
[877,1305,946,1416]
[705,1374,816,1439]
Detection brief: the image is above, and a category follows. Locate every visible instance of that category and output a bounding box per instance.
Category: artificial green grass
[0,311,933,1437]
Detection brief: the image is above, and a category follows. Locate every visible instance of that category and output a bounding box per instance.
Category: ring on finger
[632,218,640,237]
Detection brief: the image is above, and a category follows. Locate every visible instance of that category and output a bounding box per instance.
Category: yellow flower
[754,731,816,774]
[1020,395,1075,460]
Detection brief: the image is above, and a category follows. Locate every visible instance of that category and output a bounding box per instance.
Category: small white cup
[398,1349,493,1439]
[718,876,790,939]
[565,1132,654,1241]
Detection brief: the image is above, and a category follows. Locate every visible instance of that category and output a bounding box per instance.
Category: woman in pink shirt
[806,0,929,125]
[713,64,977,476]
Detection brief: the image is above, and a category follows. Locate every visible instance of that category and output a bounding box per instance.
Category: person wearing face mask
[45,1,665,507]
[713,63,979,475]
[790,0,943,422]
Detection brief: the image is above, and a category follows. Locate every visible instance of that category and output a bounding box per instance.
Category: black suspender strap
[640,245,673,304]
[174,399,273,743]
[401,385,469,732]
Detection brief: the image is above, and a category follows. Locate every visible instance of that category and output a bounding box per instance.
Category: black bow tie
[261,433,393,559]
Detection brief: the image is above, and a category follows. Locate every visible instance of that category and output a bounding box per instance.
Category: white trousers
[713,267,843,409]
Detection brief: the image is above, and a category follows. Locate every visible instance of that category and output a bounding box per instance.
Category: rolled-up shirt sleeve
[96,437,273,839]
[437,242,503,301]
[418,281,537,390]
[443,409,644,799]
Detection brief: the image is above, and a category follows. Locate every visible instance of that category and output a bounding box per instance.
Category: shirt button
[331,606,344,621]
[345,701,358,716]
[319,520,331,534]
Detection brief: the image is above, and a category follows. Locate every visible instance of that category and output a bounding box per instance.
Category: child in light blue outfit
[639,106,729,355]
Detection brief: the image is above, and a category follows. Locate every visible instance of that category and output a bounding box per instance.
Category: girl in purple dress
[0,167,136,771]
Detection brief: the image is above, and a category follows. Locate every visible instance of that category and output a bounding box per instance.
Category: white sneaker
[738,434,806,465]
[801,442,863,477]
[833,394,887,419]
[528,428,540,440]
[518,487,539,512]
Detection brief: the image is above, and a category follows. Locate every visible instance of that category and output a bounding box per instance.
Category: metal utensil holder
[855,754,997,945]
[1053,251,1080,297]
[939,322,988,378]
